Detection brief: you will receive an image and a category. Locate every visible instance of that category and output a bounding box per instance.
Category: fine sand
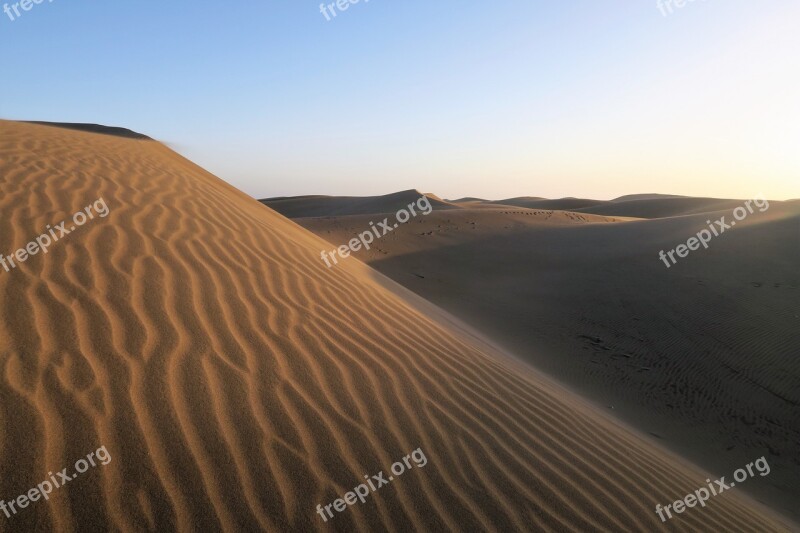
[267,193,800,525]
[0,120,794,532]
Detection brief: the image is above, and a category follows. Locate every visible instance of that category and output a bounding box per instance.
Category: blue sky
[2,1,798,200]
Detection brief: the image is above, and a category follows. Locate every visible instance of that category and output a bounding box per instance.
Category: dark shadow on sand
[23,121,152,140]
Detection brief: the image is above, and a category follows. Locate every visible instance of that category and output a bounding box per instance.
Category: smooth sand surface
[0,121,793,531]
[287,197,800,525]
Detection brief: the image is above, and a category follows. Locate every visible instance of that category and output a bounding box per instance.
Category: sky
[2,0,798,201]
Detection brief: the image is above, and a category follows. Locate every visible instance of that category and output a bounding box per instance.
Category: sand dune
[260,190,458,219]
[300,207,628,260]
[285,191,759,220]
[490,197,606,212]
[24,121,152,140]
[448,197,492,204]
[283,194,800,525]
[575,196,767,219]
[0,121,792,531]
[468,194,769,219]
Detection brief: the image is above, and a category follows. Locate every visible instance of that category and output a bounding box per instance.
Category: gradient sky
[2,1,798,200]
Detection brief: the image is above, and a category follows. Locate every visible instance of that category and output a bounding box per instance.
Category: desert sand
[0,120,793,532]
[264,191,800,526]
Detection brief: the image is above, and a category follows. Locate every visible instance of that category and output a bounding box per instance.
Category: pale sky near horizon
[2,1,798,201]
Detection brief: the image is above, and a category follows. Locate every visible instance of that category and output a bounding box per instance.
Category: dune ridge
[0,120,791,531]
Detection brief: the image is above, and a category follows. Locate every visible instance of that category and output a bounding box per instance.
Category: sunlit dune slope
[0,121,791,532]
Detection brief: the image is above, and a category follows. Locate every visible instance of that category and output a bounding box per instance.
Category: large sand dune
[283,196,800,525]
[0,121,792,531]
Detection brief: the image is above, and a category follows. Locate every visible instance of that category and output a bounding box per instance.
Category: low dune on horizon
[0,120,795,532]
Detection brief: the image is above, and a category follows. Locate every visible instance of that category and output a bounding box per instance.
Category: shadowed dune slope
[0,120,792,532]
[260,190,458,219]
[449,197,490,204]
[491,197,605,211]
[575,196,766,219]
[475,195,762,219]
[293,201,800,522]
[24,121,152,140]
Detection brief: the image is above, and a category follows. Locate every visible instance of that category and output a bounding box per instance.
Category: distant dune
[463,194,773,219]
[260,190,458,219]
[281,191,800,524]
[316,192,767,220]
[448,197,490,203]
[610,193,689,202]
[491,197,605,211]
[575,196,766,219]
[4,121,793,531]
